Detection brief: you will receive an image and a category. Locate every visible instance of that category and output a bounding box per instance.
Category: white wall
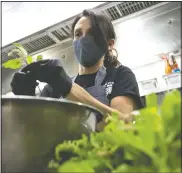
[111,3,181,96]
[113,3,180,70]
[132,57,181,96]
[132,56,181,81]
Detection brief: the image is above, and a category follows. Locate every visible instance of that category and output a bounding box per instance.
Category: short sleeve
[110,66,143,109]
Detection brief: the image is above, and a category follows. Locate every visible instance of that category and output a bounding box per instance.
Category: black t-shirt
[75,72,97,88]
[74,65,143,109]
[41,65,143,109]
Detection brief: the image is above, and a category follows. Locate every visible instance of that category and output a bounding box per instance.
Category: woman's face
[73,16,91,41]
[73,15,115,54]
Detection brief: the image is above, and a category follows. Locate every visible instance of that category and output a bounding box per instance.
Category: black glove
[10,69,38,96]
[21,59,72,98]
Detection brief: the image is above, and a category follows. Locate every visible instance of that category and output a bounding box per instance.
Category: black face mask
[73,35,105,67]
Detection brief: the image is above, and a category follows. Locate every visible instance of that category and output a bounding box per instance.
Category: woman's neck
[79,59,104,75]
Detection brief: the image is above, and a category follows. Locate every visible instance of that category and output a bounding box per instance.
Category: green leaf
[14,43,23,48]
[146,93,158,108]
[113,164,154,173]
[8,49,20,57]
[2,58,22,69]
[36,55,43,61]
[58,160,94,172]
[26,56,33,64]
[137,110,156,147]
[160,90,181,140]
[13,43,28,58]
[51,90,181,173]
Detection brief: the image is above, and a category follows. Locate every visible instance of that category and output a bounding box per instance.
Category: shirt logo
[104,82,114,96]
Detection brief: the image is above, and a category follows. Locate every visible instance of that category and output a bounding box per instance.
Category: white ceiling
[2,2,104,46]
[2,2,22,13]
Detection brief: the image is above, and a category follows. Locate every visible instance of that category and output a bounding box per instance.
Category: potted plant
[2,43,43,70]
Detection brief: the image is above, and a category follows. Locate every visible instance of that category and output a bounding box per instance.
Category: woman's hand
[35,59,73,98]
[96,110,134,131]
[110,109,133,123]
[15,59,73,98]
[118,111,134,123]
[11,68,38,96]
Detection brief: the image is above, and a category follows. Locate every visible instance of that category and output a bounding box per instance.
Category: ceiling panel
[1,35,57,63]
[106,1,161,21]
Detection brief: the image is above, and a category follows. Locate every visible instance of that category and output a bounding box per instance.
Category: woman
[11,10,143,124]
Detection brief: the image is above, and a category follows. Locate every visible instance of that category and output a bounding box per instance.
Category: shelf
[163,72,181,86]
[140,84,181,97]
[139,73,181,96]
[138,78,158,94]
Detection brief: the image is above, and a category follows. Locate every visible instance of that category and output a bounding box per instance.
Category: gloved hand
[10,68,38,96]
[20,59,72,98]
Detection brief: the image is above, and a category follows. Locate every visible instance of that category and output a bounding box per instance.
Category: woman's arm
[66,66,142,122]
[66,83,133,122]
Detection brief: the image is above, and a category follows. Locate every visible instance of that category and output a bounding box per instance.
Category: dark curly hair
[71,10,120,68]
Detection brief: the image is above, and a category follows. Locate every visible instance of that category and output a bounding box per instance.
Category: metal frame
[46,31,62,44]
[112,2,169,25]
[2,32,48,52]
[28,37,72,56]
[46,19,74,33]
[115,5,123,17]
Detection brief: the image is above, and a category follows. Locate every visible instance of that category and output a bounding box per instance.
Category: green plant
[2,43,43,69]
[49,90,181,173]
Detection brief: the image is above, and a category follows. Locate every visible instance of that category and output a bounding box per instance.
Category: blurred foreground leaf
[49,90,181,173]
[2,58,22,69]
